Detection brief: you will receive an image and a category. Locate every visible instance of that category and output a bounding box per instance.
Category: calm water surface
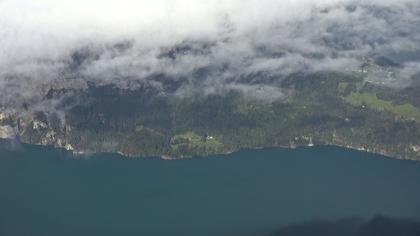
[1,143,420,236]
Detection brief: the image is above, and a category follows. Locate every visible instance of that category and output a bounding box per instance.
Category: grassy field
[344,92,420,121]
[170,131,223,153]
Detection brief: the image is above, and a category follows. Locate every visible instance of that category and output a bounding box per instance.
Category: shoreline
[1,138,418,162]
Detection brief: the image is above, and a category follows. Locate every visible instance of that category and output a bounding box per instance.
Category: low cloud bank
[1,0,420,112]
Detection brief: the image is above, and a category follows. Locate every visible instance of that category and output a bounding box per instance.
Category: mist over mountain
[1,2,420,235]
[1,0,420,115]
[1,0,420,160]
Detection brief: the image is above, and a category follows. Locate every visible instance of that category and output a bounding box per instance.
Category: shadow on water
[257,215,420,236]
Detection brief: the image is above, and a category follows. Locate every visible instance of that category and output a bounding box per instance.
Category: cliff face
[1,72,419,160]
[1,110,419,160]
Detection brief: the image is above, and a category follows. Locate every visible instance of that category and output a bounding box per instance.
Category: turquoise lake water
[1,143,420,236]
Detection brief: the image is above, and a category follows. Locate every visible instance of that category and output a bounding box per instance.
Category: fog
[1,0,420,112]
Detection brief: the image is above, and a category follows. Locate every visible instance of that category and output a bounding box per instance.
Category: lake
[1,142,420,236]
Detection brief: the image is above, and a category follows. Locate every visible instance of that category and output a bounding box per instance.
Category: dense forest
[1,61,419,160]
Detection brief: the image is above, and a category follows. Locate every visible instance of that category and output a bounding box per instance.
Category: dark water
[1,143,420,236]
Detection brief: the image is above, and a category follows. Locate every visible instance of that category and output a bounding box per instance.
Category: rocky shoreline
[2,136,418,162]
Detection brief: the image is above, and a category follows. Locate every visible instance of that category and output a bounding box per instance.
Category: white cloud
[1,0,420,109]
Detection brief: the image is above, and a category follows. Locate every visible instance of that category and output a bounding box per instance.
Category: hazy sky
[1,0,420,112]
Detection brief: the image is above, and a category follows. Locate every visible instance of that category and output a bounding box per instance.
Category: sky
[1,0,420,112]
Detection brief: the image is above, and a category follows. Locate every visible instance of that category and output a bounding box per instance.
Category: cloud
[1,0,420,113]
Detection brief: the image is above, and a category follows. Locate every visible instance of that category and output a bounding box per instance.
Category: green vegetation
[170,131,223,155]
[343,92,420,121]
[15,70,420,160]
[337,82,348,94]
[356,82,364,91]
